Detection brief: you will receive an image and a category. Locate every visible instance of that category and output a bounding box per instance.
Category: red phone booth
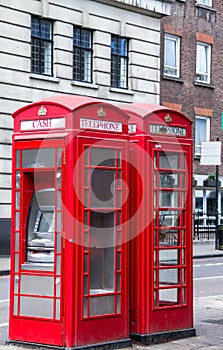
[121,103,196,344]
[9,95,131,349]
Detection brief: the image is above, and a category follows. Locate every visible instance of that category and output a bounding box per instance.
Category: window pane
[195,117,208,154]
[31,17,53,75]
[111,35,128,88]
[196,42,210,82]
[197,0,212,5]
[164,34,179,77]
[73,27,92,82]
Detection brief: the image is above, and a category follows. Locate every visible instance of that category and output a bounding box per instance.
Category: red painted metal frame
[9,95,130,349]
[120,103,194,338]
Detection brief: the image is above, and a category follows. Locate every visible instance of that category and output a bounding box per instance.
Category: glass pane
[90,296,114,316]
[57,191,61,210]
[14,254,19,273]
[16,150,20,168]
[160,173,179,188]
[22,149,55,168]
[117,295,121,313]
[90,211,115,292]
[90,148,116,167]
[160,153,180,170]
[84,298,88,317]
[159,230,179,246]
[56,255,60,274]
[16,212,20,230]
[16,192,20,209]
[56,234,61,253]
[56,212,61,231]
[16,171,21,188]
[84,276,88,294]
[160,288,178,304]
[56,299,60,319]
[13,296,18,315]
[15,232,19,251]
[159,210,180,227]
[56,170,62,188]
[84,148,89,165]
[159,249,179,265]
[159,269,179,285]
[117,150,121,167]
[57,148,62,166]
[90,169,115,208]
[159,191,180,207]
[117,274,121,291]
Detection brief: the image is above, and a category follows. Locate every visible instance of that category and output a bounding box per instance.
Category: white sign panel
[80,118,122,133]
[128,124,136,133]
[21,118,65,131]
[150,124,186,136]
[200,141,222,165]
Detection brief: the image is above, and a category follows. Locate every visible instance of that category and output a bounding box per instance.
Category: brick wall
[160,0,223,176]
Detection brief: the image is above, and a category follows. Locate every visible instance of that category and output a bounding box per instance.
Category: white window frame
[196,0,212,6]
[195,116,210,155]
[196,42,211,84]
[164,34,180,78]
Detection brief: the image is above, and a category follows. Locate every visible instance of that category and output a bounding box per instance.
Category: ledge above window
[30,74,60,83]
[71,80,99,90]
[195,2,216,12]
[163,75,184,84]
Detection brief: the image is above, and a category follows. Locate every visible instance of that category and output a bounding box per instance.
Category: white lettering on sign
[150,124,186,137]
[80,118,122,133]
[20,118,65,131]
[128,124,136,133]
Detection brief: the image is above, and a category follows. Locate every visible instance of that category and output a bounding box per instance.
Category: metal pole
[215,164,219,249]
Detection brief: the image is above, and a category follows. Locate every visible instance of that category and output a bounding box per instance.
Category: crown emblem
[164,113,172,123]
[38,105,47,117]
[97,107,106,118]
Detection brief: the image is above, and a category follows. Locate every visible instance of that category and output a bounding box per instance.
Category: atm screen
[35,210,54,234]
[26,188,55,264]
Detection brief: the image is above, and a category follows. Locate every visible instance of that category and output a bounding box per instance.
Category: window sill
[194,81,215,89]
[163,75,184,84]
[194,154,201,161]
[71,80,99,89]
[30,74,60,83]
[195,3,216,12]
[109,87,134,95]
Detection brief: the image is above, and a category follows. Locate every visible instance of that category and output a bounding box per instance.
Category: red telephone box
[9,95,131,349]
[121,103,195,344]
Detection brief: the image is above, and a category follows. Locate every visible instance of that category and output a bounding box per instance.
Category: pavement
[1,239,223,350]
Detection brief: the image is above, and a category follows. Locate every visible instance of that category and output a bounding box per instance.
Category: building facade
[160,0,223,232]
[0,0,171,253]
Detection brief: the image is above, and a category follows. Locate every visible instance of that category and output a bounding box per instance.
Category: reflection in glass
[159,249,179,265]
[159,230,179,246]
[16,150,20,168]
[159,269,179,285]
[90,211,115,292]
[160,173,179,188]
[159,210,180,227]
[91,148,115,167]
[160,288,178,303]
[160,153,180,170]
[90,295,114,316]
[159,191,180,208]
[90,169,115,208]
[22,148,55,168]
[16,171,21,188]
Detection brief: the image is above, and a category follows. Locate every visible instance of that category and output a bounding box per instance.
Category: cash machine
[9,95,130,349]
